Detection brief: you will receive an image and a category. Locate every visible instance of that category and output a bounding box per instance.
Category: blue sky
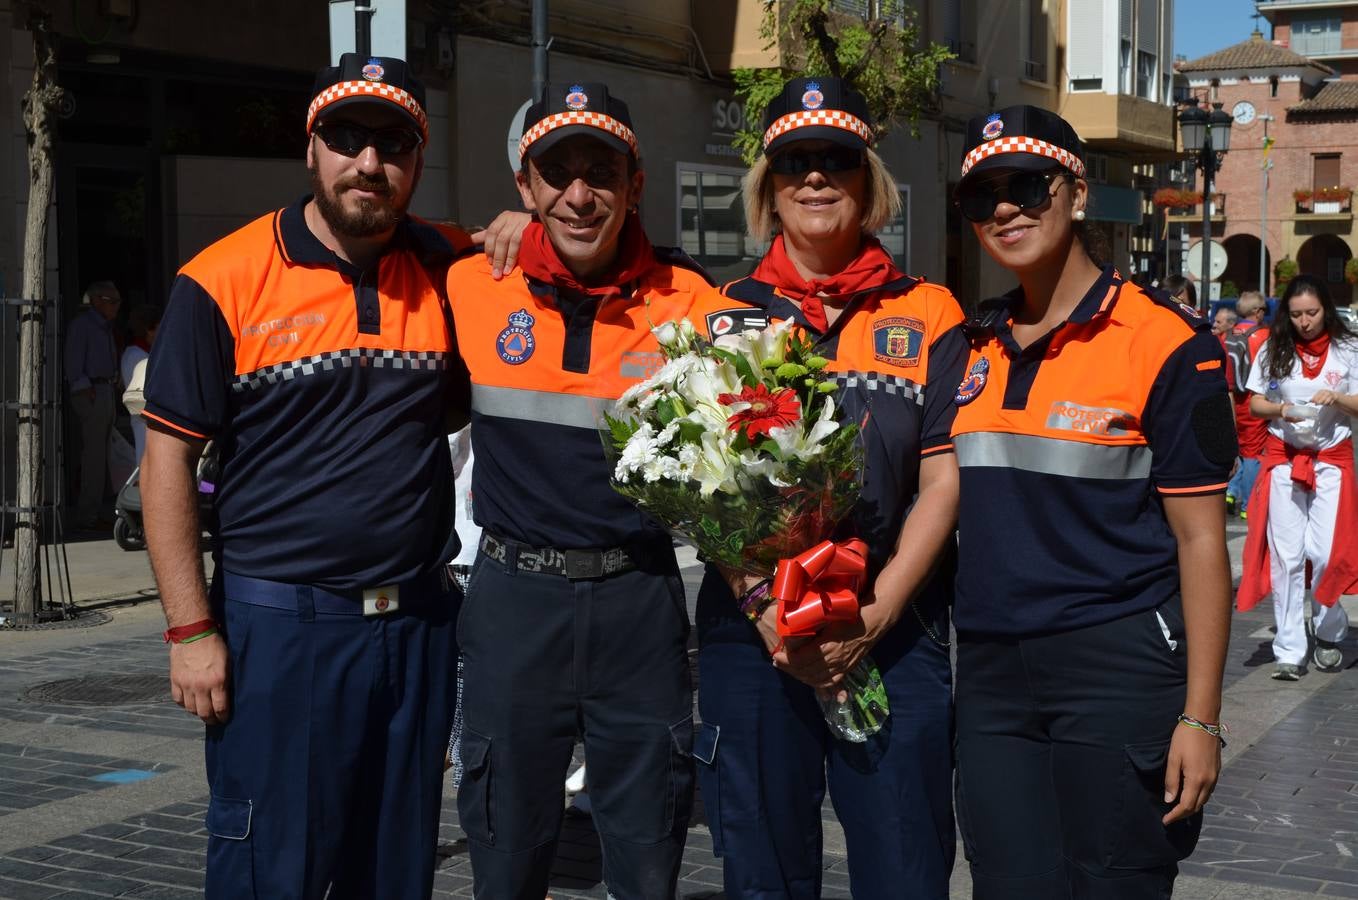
[1175,0,1265,63]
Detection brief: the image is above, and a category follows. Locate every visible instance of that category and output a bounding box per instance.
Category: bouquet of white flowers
[604,317,888,742]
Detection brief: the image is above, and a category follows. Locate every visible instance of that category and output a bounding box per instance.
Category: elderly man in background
[65,280,122,530]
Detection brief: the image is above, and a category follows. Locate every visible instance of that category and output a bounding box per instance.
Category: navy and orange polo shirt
[950,266,1236,637]
[143,197,472,590]
[447,246,714,551]
[689,273,969,576]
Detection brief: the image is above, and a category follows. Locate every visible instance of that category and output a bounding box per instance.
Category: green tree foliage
[732,0,953,165]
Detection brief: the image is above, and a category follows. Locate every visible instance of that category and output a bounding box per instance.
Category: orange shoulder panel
[178,210,281,329]
[1117,284,1203,402]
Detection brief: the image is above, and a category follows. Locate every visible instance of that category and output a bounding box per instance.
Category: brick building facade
[1176,24,1358,305]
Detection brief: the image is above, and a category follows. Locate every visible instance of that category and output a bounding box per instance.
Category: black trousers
[954,597,1202,900]
[456,548,694,900]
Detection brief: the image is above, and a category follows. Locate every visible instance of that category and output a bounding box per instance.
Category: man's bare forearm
[142,427,211,626]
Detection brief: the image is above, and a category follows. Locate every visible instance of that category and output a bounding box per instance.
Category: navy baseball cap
[518,82,638,161]
[760,77,874,156]
[957,105,1085,191]
[307,54,428,141]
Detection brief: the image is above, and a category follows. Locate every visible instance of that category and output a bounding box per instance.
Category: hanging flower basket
[1152,188,1202,209]
[1293,189,1314,204]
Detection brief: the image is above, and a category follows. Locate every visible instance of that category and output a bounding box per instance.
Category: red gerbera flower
[718,384,801,440]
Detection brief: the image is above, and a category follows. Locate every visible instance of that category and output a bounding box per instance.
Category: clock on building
[1232,101,1257,126]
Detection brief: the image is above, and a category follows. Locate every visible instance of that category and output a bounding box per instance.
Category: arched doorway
[1222,234,1270,296]
[1297,234,1353,305]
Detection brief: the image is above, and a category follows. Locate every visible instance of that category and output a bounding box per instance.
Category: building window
[878,185,912,272]
[1313,153,1342,193]
[677,164,756,283]
[1270,76,1279,98]
[943,0,977,63]
[1120,40,1133,94]
[1021,0,1048,82]
[1290,15,1341,56]
[1136,51,1156,100]
[1071,78,1103,91]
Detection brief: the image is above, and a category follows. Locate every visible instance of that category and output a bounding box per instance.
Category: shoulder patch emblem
[955,357,989,405]
[872,316,925,367]
[496,309,536,365]
[705,308,770,340]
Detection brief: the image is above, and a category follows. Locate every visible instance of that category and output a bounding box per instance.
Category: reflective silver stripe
[472,383,606,429]
[954,431,1151,480]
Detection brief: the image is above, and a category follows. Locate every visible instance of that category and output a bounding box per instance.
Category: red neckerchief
[1297,332,1331,380]
[752,235,902,332]
[132,338,151,353]
[516,212,654,300]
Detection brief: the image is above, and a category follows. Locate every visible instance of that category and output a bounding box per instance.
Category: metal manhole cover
[23,674,168,706]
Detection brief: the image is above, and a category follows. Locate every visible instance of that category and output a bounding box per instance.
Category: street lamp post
[1178,98,1233,312]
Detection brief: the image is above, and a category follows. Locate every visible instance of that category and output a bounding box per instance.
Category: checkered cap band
[307,81,429,140]
[762,110,873,149]
[961,136,1085,179]
[518,111,638,159]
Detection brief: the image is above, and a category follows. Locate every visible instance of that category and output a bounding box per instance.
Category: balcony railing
[1162,194,1226,220]
[1296,192,1354,215]
[1024,59,1048,82]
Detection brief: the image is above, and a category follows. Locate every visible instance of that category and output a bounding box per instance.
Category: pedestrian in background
[1165,274,1198,311]
[1212,304,1238,339]
[1225,291,1270,518]
[949,105,1233,899]
[120,303,161,463]
[1239,274,1358,681]
[64,280,122,529]
[688,76,966,899]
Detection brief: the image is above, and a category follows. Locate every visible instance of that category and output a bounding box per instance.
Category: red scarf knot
[773,538,869,637]
[1297,332,1331,380]
[752,235,903,332]
[516,211,655,301]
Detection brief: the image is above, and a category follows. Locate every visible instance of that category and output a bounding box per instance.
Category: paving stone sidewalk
[1,521,1357,898]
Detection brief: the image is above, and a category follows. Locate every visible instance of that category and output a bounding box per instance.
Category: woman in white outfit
[1239,274,1358,680]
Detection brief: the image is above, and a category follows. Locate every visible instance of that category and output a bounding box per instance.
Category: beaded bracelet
[1177,714,1228,748]
[738,579,774,623]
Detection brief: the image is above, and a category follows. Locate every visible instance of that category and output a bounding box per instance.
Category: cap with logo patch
[760,77,874,157]
[307,53,428,142]
[957,104,1085,192]
[518,82,638,162]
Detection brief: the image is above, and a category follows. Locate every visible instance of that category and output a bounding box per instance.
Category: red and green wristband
[163,618,219,644]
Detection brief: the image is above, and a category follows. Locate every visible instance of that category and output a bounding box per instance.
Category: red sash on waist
[1237,435,1358,611]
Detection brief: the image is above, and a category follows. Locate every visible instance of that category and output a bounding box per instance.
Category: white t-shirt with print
[1245,336,1358,450]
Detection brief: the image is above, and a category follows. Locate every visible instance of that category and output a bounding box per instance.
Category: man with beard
[140,54,521,898]
[447,82,712,899]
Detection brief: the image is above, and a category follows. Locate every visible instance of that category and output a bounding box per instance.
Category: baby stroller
[113,444,219,551]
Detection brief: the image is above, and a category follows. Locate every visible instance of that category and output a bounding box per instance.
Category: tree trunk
[14,14,62,623]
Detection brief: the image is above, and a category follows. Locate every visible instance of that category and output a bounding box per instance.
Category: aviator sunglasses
[956,170,1065,222]
[768,146,866,176]
[313,121,423,157]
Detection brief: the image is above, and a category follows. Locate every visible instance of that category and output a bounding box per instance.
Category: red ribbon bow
[773,538,869,638]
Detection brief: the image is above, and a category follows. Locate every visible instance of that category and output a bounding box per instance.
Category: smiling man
[141,54,495,898]
[445,82,713,898]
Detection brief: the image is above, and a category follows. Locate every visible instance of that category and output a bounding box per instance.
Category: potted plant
[1294,188,1314,212]
[1220,280,1240,299]
[1152,188,1202,210]
[1314,185,1352,213]
[1345,257,1358,285]
[1275,256,1299,291]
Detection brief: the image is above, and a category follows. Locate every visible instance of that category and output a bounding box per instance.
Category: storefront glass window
[678,164,759,283]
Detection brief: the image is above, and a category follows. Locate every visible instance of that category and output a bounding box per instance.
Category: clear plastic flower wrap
[601,316,888,742]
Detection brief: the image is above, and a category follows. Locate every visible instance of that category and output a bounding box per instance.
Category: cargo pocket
[1107,740,1202,869]
[953,766,979,864]
[457,729,494,845]
[205,796,254,896]
[692,721,724,856]
[669,715,696,834]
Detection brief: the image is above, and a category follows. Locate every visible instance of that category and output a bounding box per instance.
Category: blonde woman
[686,77,967,898]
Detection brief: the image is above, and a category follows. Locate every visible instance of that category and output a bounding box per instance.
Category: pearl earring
[1073,209,1086,221]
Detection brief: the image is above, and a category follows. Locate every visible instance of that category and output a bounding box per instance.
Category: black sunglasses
[768,147,865,176]
[956,170,1065,222]
[313,121,423,157]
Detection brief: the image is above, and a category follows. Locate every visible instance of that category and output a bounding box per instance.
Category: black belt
[479,532,637,580]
